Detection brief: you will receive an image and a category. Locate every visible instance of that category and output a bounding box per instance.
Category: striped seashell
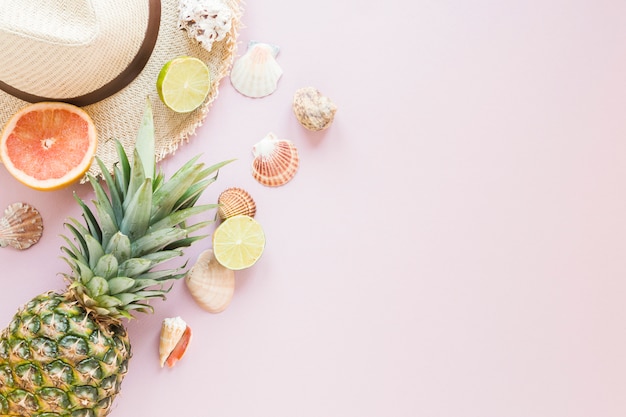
[217,187,256,220]
[159,316,192,368]
[0,202,43,250]
[251,132,299,187]
[185,249,235,313]
[230,41,283,98]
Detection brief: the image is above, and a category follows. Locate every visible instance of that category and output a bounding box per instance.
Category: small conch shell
[251,133,299,187]
[217,187,256,221]
[293,87,337,131]
[230,41,283,98]
[185,249,235,313]
[0,202,44,250]
[159,316,192,368]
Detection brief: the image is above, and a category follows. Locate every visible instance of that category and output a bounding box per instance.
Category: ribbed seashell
[159,316,192,368]
[293,87,337,131]
[0,202,44,250]
[251,132,299,187]
[217,187,256,220]
[230,41,283,98]
[185,249,235,313]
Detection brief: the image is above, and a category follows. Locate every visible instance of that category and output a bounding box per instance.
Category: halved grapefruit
[0,102,97,190]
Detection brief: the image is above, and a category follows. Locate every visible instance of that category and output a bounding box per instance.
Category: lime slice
[213,215,266,270]
[157,56,211,113]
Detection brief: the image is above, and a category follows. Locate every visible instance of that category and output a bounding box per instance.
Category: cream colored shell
[217,187,256,220]
[159,316,188,368]
[0,202,44,250]
[251,132,299,187]
[230,41,283,98]
[185,249,235,313]
[293,87,337,131]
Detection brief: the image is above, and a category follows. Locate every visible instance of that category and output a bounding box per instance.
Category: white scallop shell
[251,132,299,187]
[230,41,283,98]
[0,202,43,250]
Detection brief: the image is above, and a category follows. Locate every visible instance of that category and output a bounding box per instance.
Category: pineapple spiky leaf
[60,100,232,320]
[135,98,156,180]
[0,99,236,417]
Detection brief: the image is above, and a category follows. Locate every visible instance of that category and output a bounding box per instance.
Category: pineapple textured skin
[0,292,130,416]
[0,104,232,416]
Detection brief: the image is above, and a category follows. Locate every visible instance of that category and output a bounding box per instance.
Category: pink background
[2,0,626,415]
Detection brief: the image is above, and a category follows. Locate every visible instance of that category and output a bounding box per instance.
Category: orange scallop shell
[217,187,256,220]
[251,133,299,187]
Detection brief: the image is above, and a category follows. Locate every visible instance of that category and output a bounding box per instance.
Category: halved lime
[213,215,266,270]
[157,56,211,113]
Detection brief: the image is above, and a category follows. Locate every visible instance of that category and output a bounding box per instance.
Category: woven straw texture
[0,0,243,179]
[0,1,148,99]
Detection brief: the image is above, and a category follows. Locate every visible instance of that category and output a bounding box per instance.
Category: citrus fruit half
[157,56,211,113]
[0,102,97,191]
[213,215,266,270]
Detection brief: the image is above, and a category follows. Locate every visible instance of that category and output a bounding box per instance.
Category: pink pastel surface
[2,1,626,415]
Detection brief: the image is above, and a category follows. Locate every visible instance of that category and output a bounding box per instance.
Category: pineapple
[0,103,230,416]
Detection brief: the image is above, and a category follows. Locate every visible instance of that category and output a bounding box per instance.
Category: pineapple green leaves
[60,102,233,319]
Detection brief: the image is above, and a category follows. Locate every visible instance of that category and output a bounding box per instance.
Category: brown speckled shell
[0,202,43,250]
[217,187,256,220]
[251,133,299,187]
[292,87,337,131]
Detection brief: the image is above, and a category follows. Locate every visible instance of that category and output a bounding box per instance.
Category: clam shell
[0,202,43,250]
[159,316,190,368]
[230,41,283,98]
[293,87,337,131]
[251,133,299,187]
[185,249,235,313]
[217,187,256,220]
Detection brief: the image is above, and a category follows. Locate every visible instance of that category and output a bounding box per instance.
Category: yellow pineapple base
[0,292,131,416]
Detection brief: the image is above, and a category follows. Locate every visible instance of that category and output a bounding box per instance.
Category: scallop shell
[293,87,337,131]
[159,316,191,368]
[251,133,299,187]
[217,187,256,220]
[230,41,283,98]
[185,249,235,313]
[0,203,43,250]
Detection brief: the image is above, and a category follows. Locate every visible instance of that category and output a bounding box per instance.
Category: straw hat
[0,0,242,178]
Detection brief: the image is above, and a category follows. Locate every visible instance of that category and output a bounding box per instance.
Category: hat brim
[0,0,243,180]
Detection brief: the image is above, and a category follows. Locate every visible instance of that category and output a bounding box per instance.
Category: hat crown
[0,0,97,43]
[0,0,160,106]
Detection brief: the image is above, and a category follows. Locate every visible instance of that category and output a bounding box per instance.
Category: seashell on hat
[0,0,243,179]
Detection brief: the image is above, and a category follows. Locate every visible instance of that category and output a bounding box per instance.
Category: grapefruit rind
[0,102,97,191]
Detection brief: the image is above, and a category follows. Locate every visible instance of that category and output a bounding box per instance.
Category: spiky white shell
[178,0,233,52]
